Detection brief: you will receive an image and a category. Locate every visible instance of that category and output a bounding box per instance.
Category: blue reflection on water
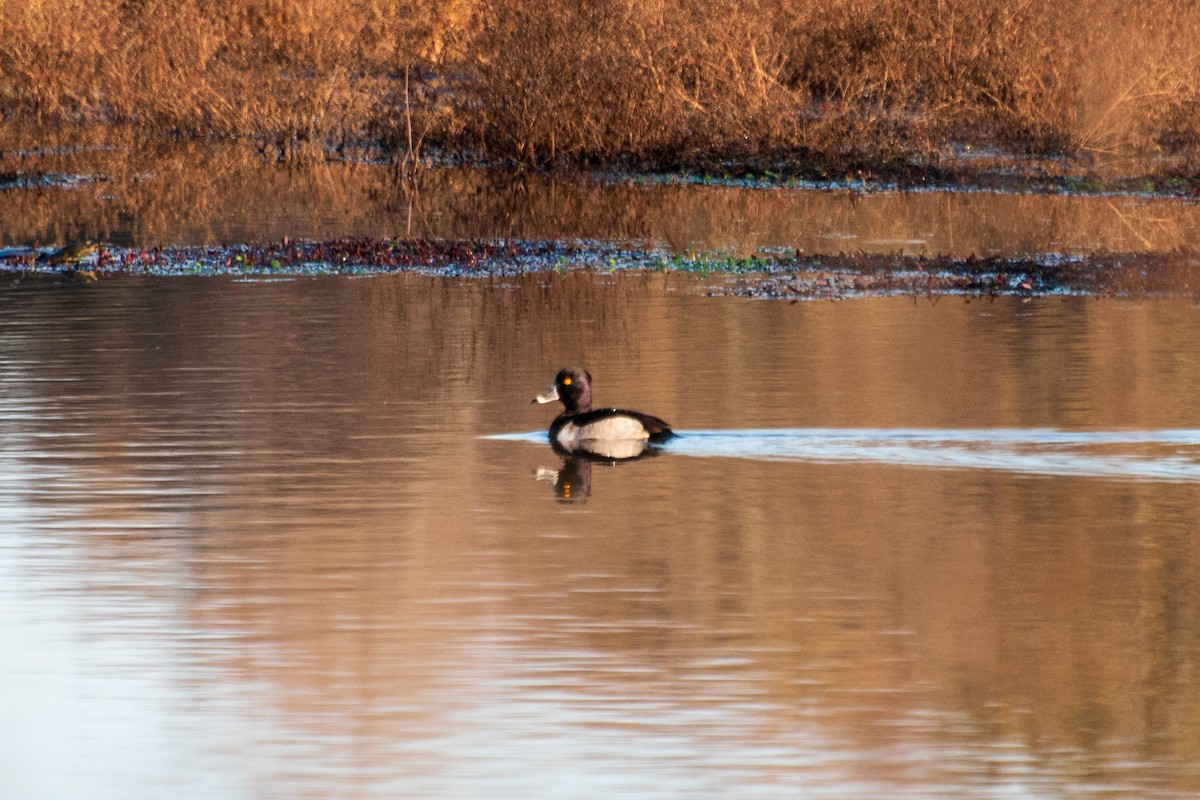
[487,428,1200,482]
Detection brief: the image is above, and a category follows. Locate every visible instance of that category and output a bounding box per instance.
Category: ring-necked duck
[532,367,674,456]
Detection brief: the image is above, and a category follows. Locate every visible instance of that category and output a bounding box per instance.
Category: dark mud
[712,250,1200,300]
[609,155,1200,199]
[3,237,1199,301]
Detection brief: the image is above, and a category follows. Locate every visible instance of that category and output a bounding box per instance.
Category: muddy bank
[614,156,1200,200]
[710,249,1200,300]
[3,237,1198,301]
[0,239,575,278]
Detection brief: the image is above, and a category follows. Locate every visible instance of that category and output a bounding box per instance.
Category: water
[3,145,1200,257]
[495,427,1200,482]
[2,274,1199,797]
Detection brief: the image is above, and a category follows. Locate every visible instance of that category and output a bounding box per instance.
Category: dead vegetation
[2,0,1200,173]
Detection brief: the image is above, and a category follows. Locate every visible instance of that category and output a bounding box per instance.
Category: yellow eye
[562,376,572,386]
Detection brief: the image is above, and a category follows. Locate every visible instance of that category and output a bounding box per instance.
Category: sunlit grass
[2,0,1199,172]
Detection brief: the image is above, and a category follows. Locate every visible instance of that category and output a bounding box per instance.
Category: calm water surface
[3,145,1200,257]
[2,275,1200,798]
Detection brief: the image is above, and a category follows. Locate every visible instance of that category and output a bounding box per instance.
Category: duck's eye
[562,376,572,386]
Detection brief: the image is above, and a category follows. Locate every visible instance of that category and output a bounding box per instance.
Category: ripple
[486,428,1200,482]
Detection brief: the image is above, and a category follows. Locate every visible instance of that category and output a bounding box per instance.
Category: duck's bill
[532,384,560,404]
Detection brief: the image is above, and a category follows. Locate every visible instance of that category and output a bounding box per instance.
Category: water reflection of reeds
[3,144,1200,258]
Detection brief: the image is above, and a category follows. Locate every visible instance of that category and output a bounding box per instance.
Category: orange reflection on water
[2,143,1200,257]
[1,274,1199,797]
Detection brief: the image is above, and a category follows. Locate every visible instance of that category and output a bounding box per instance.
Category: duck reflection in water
[532,367,674,499]
[535,448,666,501]
[536,456,594,501]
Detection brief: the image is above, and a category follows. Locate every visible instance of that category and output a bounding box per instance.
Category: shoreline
[4,133,1199,200]
[4,238,1198,301]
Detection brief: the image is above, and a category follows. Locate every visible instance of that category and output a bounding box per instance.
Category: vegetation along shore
[4,0,1200,183]
[4,238,1200,301]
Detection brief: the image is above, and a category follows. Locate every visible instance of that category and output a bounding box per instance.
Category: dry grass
[2,0,1200,171]
[0,0,462,145]
[460,0,1200,170]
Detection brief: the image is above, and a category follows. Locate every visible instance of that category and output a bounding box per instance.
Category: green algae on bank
[2,237,1200,301]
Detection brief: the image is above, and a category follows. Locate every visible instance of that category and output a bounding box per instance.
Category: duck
[532,367,674,457]
[39,241,99,267]
[38,241,100,281]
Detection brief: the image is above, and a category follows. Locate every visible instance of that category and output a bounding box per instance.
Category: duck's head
[532,366,593,414]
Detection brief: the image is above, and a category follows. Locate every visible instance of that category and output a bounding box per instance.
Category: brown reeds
[2,0,1200,172]
[0,0,458,145]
